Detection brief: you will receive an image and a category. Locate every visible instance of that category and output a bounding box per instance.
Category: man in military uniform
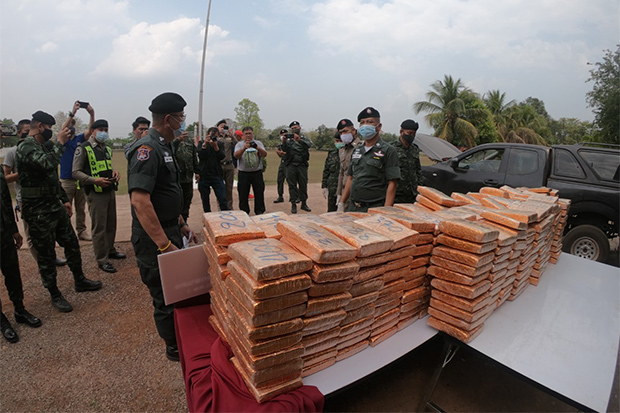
[16,111,102,313]
[339,107,400,213]
[273,128,288,204]
[216,119,236,210]
[335,118,360,211]
[124,116,150,158]
[393,119,423,204]
[282,121,312,213]
[172,128,199,223]
[73,119,125,274]
[321,132,342,212]
[127,93,197,362]
[1,166,42,343]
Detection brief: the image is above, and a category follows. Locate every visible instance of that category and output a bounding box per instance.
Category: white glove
[336,202,345,212]
[322,188,328,199]
[336,194,342,204]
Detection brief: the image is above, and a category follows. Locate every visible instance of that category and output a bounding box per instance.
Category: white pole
[197,0,213,144]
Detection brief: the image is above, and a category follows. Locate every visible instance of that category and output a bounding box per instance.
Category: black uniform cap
[279,129,287,134]
[32,110,56,126]
[289,121,300,128]
[92,119,108,129]
[357,107,380,122]
[216,119,227,127]
[134,116,150,125]
[336,118,353,131]
[401,119,419,130]
[148,92,187,114]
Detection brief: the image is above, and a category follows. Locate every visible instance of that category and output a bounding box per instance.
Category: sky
[1,0,618,139]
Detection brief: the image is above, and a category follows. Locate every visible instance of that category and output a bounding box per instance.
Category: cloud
[36,42,59,53]
[93,19,249,78]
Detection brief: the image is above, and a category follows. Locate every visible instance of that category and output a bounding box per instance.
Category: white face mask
[340,133,354,144]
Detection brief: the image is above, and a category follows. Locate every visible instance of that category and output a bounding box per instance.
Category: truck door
[504,147,545,188]
[451,147,507,192]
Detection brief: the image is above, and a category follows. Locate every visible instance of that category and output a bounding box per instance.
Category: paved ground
[1,183,618,412]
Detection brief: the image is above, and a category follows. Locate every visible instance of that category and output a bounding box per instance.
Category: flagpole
[197,0,213,144]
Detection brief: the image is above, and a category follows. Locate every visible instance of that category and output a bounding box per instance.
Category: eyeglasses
[170,113,186,121]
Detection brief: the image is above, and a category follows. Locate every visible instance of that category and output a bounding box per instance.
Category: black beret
[32,110,55,126]
[148,92,186,114]
[279,129,287,134]
[336,118,353,131]
[357,107,380,122]
[334,131,341,139]
[216,119,227,126]
[289,121,300,128]
[92,119,108,129]
[400,119,419,130]
[134,116,150,125]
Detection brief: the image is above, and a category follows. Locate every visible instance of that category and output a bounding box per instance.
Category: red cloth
[174,304,324,412]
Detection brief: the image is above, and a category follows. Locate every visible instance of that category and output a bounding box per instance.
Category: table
[421,253,620,412]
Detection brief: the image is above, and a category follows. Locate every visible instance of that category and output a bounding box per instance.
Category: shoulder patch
[137,145,152,161]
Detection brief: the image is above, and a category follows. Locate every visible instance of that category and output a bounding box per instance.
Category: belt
[221,161,233,165]
[352,199,384,208]
[21,186,58,198]
[159,218,180,228]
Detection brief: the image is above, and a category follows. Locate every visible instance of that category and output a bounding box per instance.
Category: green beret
[400,119,419,130]
[357,107,380,122]
[148,92,186,114]
[32,110,55,126]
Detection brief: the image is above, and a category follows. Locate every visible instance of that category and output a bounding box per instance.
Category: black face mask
[41,129,53,141]
[20,132,28,139]
[402,134,415,144]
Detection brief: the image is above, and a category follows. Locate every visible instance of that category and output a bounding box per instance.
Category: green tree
[313,124,336,150]
[503,104,548,145]
[483,90,516,141]
[234,98,265,140]
[51,111,87,136]
[382,132,398,144]
[586,46,620,144]
[1,118,17,147]
[549,118,595,145]
[413,75,482,148]
[264,125,288,148]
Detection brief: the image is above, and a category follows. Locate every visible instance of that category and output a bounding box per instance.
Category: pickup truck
[421,142,620,263]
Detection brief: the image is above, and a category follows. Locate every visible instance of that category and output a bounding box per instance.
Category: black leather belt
[221,161,233,165]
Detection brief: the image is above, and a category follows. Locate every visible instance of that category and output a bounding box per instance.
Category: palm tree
[413,75,480,148]
[503,105,548,145]
[483,90,516,140]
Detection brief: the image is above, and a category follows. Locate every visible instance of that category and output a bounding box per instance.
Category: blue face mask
[96,131,109,142]
[358,124,376,140]
[179,121,186,133]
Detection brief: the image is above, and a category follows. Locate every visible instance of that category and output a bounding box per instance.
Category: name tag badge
[164,156,174,163]
[352,153,362,159]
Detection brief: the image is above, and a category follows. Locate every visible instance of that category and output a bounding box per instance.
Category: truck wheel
[563,225,610,262]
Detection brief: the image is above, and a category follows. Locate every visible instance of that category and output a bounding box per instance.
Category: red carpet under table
[174,303,325,412]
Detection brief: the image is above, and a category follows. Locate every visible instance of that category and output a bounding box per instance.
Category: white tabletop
[469,253,620,412]
[303,316,437,394]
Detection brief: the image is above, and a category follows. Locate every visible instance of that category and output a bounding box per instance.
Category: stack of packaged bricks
[426,219,500,343]
[203,211,314,402]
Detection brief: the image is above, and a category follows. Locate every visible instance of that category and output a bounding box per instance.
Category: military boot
[291,203,297,214]
[1,313,18,343]
[74,275,103,292]
[301,202,311,212]
[14,302,42,328]
[49,288,73,313]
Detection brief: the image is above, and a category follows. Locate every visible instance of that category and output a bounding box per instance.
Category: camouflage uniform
[393,140,423,204]
[0,168,25,312]
[15,137,87,292]
[321,148,340,212]
[338,138,361,211]
[172,137,199,222]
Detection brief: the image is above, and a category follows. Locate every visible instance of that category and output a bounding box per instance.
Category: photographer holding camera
[216,119,236,210]
[197,127,228,213]
[282,121,312,213]
[233,126,267,215]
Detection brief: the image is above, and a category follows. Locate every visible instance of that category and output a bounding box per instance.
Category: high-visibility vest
[84,144,113,193]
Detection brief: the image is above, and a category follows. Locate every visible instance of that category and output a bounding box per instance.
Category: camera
[285,133,294,140]
[78,101,89,109]
[223,125,229,131]
[249,141,258,149]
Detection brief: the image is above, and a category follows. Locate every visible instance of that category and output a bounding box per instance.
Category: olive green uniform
[321,148,340,212]
[393,140,423,204]
[127,129,183,347]
[172,137,199,222]
[72,138,119,266]
[276,142,287,199]
[219,136,236,210]
[347,138,400,212]
[282,135,312,204]
[338,138,361,211]
[15,137,86,292]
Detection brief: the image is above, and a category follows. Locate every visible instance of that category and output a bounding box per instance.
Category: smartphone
[78,101,89,109]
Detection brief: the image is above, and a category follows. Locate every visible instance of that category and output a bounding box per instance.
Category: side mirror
[449,158,459,169]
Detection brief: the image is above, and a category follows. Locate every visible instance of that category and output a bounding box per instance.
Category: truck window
[458,148,504,173]
[507,148,539,175]
[578,149,620,182]
[553,148,585,179]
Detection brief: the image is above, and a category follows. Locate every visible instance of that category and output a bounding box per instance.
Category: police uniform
[321,147,340,212]
[336,118,361,211]
[283,122,312,210]
[72,129,120,270]
[172,136,199,222]
[127,94,185,352]
[219,135,236,210]
[275,132,288,201]
[393,141,423,203]
[16,111,101,311]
